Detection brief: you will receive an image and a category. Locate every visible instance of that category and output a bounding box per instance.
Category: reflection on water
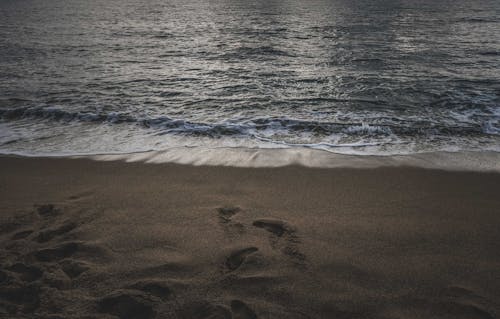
[0,0,499,155]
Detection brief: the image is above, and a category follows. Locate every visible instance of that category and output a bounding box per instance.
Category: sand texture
[1,156,500,319]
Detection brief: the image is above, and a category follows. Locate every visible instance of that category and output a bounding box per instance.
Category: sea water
[1,0,499,157]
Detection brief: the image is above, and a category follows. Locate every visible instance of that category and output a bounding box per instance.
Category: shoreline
[1,156,500,318]
[1,147,499,172]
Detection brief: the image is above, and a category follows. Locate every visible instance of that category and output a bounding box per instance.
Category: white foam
[83,147,500,172]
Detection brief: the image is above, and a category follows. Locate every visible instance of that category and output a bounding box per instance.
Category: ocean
[1,0,499,156]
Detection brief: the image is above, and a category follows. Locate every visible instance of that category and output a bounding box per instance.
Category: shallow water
[1,0,499,155]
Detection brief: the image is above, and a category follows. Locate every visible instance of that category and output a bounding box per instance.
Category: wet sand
[1,156,500,319]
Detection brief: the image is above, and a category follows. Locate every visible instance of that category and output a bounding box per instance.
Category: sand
[1,156,500,319]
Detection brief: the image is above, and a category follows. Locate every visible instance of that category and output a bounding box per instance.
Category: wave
[1,105,498,141]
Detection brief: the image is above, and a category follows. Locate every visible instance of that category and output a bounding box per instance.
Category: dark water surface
[1,0,499,155]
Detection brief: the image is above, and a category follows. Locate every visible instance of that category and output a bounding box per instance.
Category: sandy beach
[2,0,499,317]
[0,156,499,318]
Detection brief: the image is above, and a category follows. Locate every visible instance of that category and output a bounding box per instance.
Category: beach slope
[1,156,499,318]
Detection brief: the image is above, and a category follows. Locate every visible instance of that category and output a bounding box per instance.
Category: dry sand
[0,156,499,319]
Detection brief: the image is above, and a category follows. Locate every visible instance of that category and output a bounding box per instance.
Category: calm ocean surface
[0,0,499,155]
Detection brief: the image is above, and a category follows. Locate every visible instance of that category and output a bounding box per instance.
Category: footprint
[36,204,59,217]
[252,219,290,237]
[1,212,36,237]
[231,300,258,319]
[6,263,43,282]
[217,206,241,223]
[0,221,22,236]
[43,267,72,290]
[33,242,80,262]
[97,290,155,319]
[217,206,245,236]
[33,222,77,243]
[128,280,172,300]
[282,239,306,264]
[0,284,40,313]
[253,218,306,267]
[226,247,259,272]
[11,230,33,240]
[60,259,89,278]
